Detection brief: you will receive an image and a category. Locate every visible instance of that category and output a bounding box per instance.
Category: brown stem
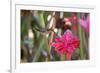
[48,12,60,61]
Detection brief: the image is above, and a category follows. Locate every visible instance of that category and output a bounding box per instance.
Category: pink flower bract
[79,15,90,33]
[51,30,80,60]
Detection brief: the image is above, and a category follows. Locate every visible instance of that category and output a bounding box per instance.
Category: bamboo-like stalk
[39,11,45,28]
[77,13,84,59]
[48,15,56,60]
[48,12,60,61]
[83,31,89,59]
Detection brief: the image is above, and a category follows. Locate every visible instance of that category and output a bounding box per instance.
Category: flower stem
[61,54,66,61]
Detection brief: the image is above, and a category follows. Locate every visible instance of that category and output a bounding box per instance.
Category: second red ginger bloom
[51,30,80,60]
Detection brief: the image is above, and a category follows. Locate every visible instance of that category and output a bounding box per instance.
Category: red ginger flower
[51,30,80,60]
